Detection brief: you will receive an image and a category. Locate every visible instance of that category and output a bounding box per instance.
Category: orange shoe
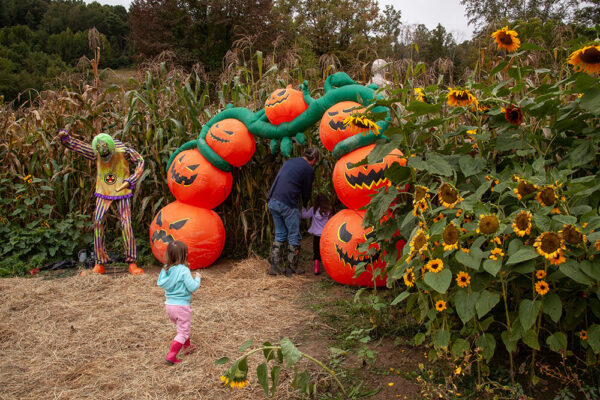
[93,264,106,274]
[128,263,144,275]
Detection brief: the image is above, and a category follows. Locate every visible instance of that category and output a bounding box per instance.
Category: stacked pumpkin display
[149,119,256,269]
[319,102,406,286]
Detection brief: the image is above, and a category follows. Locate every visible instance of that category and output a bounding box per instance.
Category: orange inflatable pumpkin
[333,144,406,209]
[319,101,367,152]
[320,209,387,287]
[205,119,255,167]
[264,85,308,125]
[149,201,225,269]
[167,149,232,209]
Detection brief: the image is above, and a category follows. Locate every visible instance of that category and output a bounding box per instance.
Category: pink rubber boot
[314,260,320,275]
[183,338,197,355]
[165,340,183,364]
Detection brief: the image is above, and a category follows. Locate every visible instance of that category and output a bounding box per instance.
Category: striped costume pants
[93,197,136,264]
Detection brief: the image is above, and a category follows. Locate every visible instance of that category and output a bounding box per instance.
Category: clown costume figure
[58,129,145,275]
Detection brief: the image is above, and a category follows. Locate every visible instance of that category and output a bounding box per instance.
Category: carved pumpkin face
[319,101,367,152]
[264,85,308,125]
[320,209,387,287]
[333,144,406,209]
[167,149,232,209]
[206,119,255,167]
[150,201,225,269]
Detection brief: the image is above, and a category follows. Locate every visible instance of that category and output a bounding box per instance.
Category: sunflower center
[415,186,427,202]
[581,47,600,64]
[498,32,514,45]
[479,216,499,234]
[517,181,536,197]
[539,187,556,206]
[440,184,458,203]
[563,225,583,245]
[443,223,459,244]
[413,232,427,250]
[541,233,561,253]
[515,212,531,230]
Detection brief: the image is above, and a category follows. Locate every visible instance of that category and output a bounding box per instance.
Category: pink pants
[165,304,192,344]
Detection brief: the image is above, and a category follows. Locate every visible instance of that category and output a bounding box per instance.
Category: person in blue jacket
[267,147,319,276]
[157,240,201,364]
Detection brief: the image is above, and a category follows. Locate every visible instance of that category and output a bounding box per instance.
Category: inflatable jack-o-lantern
[320,209,387,287]
[167,149,233,209]
[206,119,255,167]
[264,85,308,125]
[333,144,406,209]
[319,101,367,152]
[150,201,225,269]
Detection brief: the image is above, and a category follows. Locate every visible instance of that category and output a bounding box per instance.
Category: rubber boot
[314,260,320,275]
[165,340,183,364]
[128,263,144,275]
[268,241,285,275]
[286,244,302,276]
[183,338,197,355]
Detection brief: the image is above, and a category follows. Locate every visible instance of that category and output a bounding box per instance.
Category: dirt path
[0,253,421,400]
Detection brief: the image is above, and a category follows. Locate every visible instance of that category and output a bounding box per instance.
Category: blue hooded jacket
[157,264,201,306]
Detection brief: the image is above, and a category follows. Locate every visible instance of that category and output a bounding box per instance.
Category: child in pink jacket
[301,194,333,275]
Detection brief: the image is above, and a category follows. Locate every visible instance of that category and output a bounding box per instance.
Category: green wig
[92,133,115,154]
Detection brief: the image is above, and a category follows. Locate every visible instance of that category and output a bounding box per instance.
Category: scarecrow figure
[58,129,145,274]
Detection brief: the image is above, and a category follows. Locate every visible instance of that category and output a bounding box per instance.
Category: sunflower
[537,186,557,207]
[491,26,521,52]
[438,183,462,209]
[504,105,523,126]
[456,271,471,288]
[435,300,447,312]
[536,269,546,280]
[534,232,566,261]
[409,230,429,257]
[490,247,504,260]
[443,222,460,251]
[403,267,416,288]
[560,225,586,245]
[595,239,600,251]
[477,214,499,235]
[433,213,445,223]
[221,374,249,389]
[343,115,380,135]
[580,330,588,340]
[568,45,600,76]
[548,250,566,266]
[414,87,426,102]
[466,129,477,135]
[425,258,444,274]
[412,200,429,216]
[514,180,537,200]
[512,210,532,237]
[447,88,478,107]
[535,280,550,296]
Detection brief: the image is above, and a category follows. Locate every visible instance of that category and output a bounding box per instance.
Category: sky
[85,0,474,40]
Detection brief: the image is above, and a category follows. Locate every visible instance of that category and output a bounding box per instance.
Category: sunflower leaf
[476,290,500,319]
[559,260,595,285]
[519,300,542,331]
[424,269,452,293]
[546,332,568,353]
[542,293,562,323]
[506,246,538,265]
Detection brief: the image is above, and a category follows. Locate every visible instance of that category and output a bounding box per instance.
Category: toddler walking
[301,194,333,275]
[157,240,201,364]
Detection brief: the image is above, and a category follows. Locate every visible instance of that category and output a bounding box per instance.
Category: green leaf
[459,155,485,177]
[506,246,538,265]
[580,88,600,114]
[522,329,540,350]
[257,363,269,395]
[559,260,595,285]
[475,333,496,362]
[391,291,410,305]
[580,260,600,281]
[482,259,502,276]
[451,338,470,360]
[588,325,600,354]
[238,338,253,352]
[280,338,302,367]
[214,357,230,365]
[414,332,426,346]
[424,268,452,293]
[434,329,450,350]
[533,213,551,232]
[501,330,518,354]
[426,154,454,176]
[385,164,411,185]
[455,250,481,270]
[542,293,562,323]
[263,342,275,362]
[519,299,542,331]
[546,332,567,353]
[407,100,442,116]
[476,290,500,319]
[270,365,281,396]
[454,290,477,324]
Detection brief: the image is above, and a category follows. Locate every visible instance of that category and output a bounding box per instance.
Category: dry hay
[0,257,319,400]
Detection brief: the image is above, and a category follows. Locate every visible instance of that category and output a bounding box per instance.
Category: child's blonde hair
[165,240,188,271]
